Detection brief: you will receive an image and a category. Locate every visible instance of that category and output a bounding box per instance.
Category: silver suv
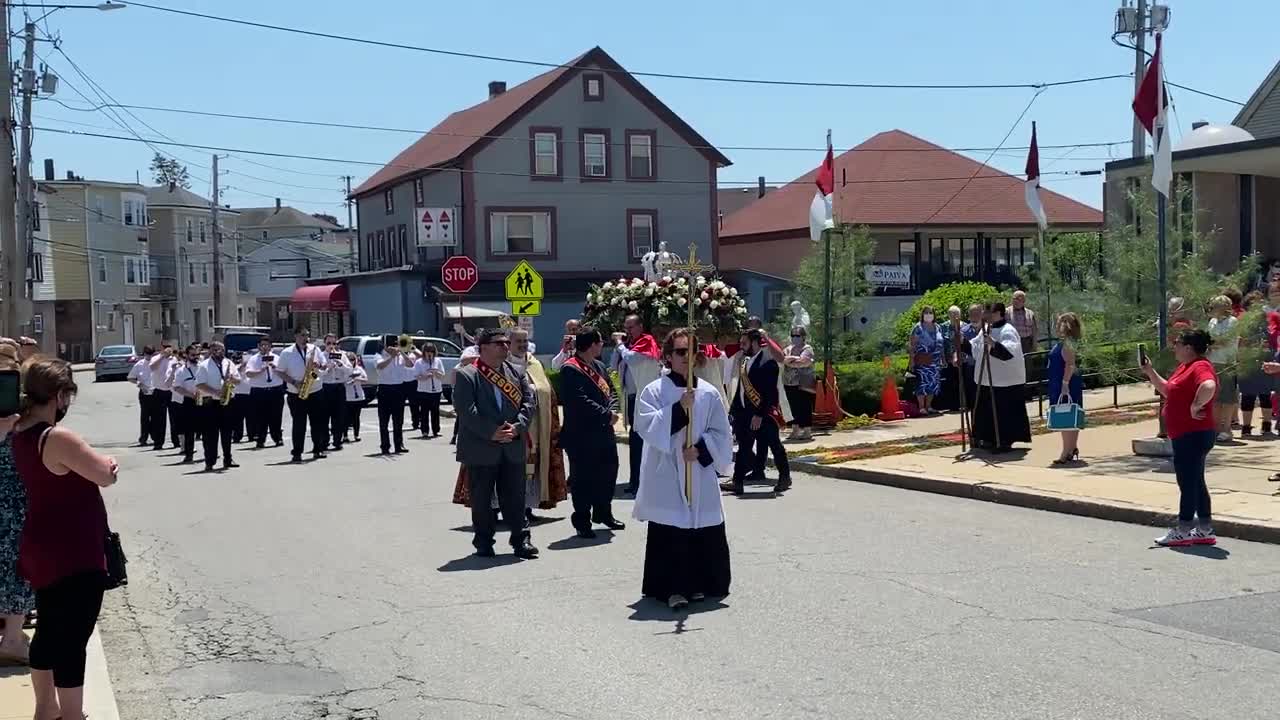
[336,334,463,404]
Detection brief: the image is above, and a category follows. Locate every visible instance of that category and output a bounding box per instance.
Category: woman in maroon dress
[12,358,119,720]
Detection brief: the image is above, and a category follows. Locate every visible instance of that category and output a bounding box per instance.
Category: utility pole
[16,21,35,325]
[0,4,17,337]
[211,154,221,327]
[343,175,355,272]
[1131,0,1148,159]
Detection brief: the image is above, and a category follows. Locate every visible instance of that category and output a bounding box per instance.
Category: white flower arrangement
[582,272,749,335]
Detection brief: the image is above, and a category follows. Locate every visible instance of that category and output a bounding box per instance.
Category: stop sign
[441,255,478,294]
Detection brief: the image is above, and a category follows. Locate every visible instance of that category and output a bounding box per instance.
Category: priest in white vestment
[634,328,733,610]
[968,302,1033,452]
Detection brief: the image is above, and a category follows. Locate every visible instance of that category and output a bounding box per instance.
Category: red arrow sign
[441,255,478,294]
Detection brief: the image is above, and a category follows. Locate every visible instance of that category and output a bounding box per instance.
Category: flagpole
[1040,228,1052,346]
[822,129,834,370]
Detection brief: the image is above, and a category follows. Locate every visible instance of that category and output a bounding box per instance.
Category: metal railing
[1022,338,1150,418]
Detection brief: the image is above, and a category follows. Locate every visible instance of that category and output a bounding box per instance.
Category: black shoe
[513,540,540,559]
[313,451,327,459]
[774,478,792,493]
[274,440,283,447]
[182,455,195,464]
[624,485,637,495]
[352,436,361,442]
[576,528,597,539]
[291,454,303,463]
[395,446,409,454]
[381,447,391,455]
[731,481,744,495]
[204,463,216,472]
[152,445,164,451]
[474,546,496,558]
[331,444,344,451]
[223,460,240,469]
[599,518,626,530]
[255,442,266,449]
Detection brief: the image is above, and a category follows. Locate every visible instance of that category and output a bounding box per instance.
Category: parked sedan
[95,344,138,382]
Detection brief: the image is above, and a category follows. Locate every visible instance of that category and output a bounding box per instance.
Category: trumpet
[298,353,320,400]
[220,376,237,406]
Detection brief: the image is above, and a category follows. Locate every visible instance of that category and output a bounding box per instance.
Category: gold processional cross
[666,243,714,505]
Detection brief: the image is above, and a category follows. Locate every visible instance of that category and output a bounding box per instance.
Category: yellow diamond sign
[504,260,543,301]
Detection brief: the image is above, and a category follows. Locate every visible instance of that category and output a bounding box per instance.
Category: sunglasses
[670,347,690,357]
[483,339,511,346]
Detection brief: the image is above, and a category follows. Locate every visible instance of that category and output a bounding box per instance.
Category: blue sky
[27,0,1278,220]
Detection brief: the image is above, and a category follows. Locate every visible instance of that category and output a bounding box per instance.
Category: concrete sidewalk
[0,628,119,720]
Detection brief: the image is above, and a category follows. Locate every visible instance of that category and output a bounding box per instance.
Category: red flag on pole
[808,131,835,242]
[1132,33,1172,197]
[1024,122,1047,230]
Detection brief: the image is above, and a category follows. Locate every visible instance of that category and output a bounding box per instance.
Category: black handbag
[104,529,127,590]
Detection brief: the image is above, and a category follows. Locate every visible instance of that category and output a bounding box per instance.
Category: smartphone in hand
[0,369,18,417]
[1138,344,1149,367]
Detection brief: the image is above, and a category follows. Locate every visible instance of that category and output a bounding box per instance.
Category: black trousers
[251,385,285,445]
[346,400,364,438]
[467,460,529,550]
[784,386,814,428]
[29,571,105,689]
[287,392,327,457]
[201,401,234,467]
[137,390,151,443]
[626,394,642,491]
[377,383,406,451]
[167,396,182,447]
[175,398,197,460]
[230,393,250,442]
[403,381,420,429]
[417,390,442,435]
[150,389,171,449]
[323,383,346,449]
[566,440,619,529]
[733,414,790,481]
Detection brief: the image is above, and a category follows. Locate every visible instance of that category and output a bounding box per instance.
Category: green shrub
[892,282,1003,346]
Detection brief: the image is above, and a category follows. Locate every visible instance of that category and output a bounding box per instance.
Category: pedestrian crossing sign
[504,260,543,301]
[511,300,541,317]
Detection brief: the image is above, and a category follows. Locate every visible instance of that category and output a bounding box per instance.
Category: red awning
[290,283,349,312]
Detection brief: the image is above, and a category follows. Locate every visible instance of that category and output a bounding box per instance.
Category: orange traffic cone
[812,364,843,428]
[875,356,905,421]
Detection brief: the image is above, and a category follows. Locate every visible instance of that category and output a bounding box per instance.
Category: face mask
[922,314,934,323]
[55,395,69,423]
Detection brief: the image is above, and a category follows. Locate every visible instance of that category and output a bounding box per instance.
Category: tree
[150,153,191,189]
[781,224,874,359]
[311,213,341,227]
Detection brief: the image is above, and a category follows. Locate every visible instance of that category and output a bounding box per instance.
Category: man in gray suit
[454,327,540,559]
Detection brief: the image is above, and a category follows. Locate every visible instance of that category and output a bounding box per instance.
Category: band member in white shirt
[319,333,353,451]
[343,353,368,444]
[414,343,446,438]
[149,342,179,450]
[244,337,285,448]
[550,318,582,371]
[376,334,414,455]
[277,327,330,462]
[170,345,201,463]
[230,352,254,444]
[127,346,155,446]
[194,341,242,472]
[403,342,424,432]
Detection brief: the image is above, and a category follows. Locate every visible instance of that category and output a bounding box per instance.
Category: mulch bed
[791,403,1157,465]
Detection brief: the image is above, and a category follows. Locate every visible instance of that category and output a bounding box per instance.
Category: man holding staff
[970,302,1032,453]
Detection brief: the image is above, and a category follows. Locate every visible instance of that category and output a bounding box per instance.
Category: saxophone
[298,351,320,400]
[220,373,237,406]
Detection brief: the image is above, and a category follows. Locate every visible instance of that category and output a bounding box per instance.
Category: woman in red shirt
[1141,329,1218,547]
[12,358,118,720]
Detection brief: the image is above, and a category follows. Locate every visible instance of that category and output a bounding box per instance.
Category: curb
[794,461,1280,545]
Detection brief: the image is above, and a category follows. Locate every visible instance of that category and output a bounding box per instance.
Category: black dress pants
[346,400,364,439]
[404,380,421,429]
[167,397,182,447]
[566,440,619,529]
[467,460,530,550]
[417,390,442,435]
[626,394,642,491]
[201,401,234,467]
[150,389,171,449]
[231,394,250,442]
[287,392,326,457]
[323,383,346,449]
[177,398,197,460]
[377,383,405,452]
[137,390,151,443]
[252,385,285,446]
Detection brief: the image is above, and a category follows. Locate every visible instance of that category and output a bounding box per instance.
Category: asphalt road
[72,378,1280,720]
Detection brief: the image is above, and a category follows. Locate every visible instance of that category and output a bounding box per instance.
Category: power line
[35,125,1100,188]
[1164,81,1245,106]
[43,98,1131,156]
[123,1,1131,92]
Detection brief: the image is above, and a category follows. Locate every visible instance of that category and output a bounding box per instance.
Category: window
[375,230,385,269]
[399,225,408,264]
[29,254,43,282]
[97,255,107,283]
[898,240,916,270]
[766,289,786,317]
[126,258,136,285]
[237,306,245,324]
[199,220,207,244]
[489,210,553,255]
[627,210,657,260]
[201,262,209,286]
[238,263,249,292]
[162,308,173,327]
[530,128,561,178]
[106,311,115,331]
[580,130,610,180]
[413,178,424,206]
[123,199,135,226]
[186,219,193,243]
[142,310,151,328]
[207,306,215,328]
[93,195,104,222]
[626,130,656,180]
[583,72,604,101]
[261,230,268,242]
[188,260,195,285]
[31,203,39,231]
[384,189,394,214]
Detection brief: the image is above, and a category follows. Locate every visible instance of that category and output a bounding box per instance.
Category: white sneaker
[1190,526,1217,545]
[1216,431,1233,443]
[1154,527,1195,547]
[668,594,690,609]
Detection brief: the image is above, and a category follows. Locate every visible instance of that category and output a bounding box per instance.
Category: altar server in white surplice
[633,328,733,610]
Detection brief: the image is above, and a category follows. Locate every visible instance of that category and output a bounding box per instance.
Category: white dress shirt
[195,356,239,395]
[321,351,352,385]
[415,357,445,393]
[277,343,327,395]
[149,354,173,391]
[246,350,285,389]
[376,351,407,385]
[234,365,253,396]
[171,363,199,403]
[346,366,368,402]
[128,358,153,393]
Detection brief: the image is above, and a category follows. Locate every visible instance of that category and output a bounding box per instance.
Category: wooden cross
[666,243,714,506]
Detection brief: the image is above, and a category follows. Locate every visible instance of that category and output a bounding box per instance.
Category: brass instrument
[298,351,320,400]
[220,375,237,406]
